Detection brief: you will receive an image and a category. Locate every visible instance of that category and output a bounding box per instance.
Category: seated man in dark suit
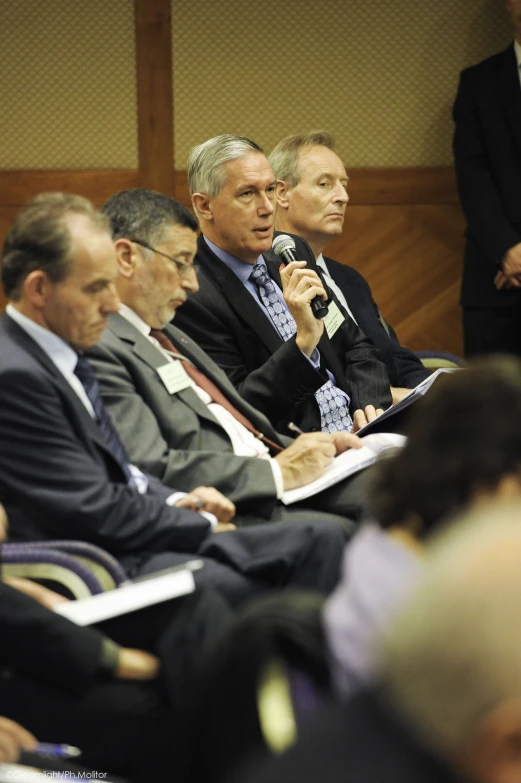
[269,130,430,404]
[234,503,521,783]
[86,187,371,523]
[0,192,350,607]
[173,134,392,435]
[0,501,232,781]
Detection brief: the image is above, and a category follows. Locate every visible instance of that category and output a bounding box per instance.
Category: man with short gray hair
[175,134,392,436]
[269,130,429,403]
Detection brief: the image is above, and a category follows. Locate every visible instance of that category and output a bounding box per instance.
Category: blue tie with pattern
[249,262,353,433]
[74,355,137,488]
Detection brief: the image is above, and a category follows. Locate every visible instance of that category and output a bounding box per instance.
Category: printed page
[55,561,203,625]
[281,433,406,505]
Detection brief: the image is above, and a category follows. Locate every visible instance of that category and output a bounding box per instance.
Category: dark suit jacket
[453,43,521,307]
[269,233,429,388]
[86,313,293,517]
[0,312,211,567]
[174,236,392,434]
[235,687,459,783]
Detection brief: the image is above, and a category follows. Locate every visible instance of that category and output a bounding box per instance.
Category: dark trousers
[463,304,521,358]
[134,519,349,609]
[0,588,232,782]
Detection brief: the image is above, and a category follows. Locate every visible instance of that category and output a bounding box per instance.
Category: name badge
[157,361,193,394]
[323,300,345,339]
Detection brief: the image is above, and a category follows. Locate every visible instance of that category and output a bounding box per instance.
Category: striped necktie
[249,262,353,433]
[74,355,137,487]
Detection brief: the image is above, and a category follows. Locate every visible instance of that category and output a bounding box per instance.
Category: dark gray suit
[86,313,369,522]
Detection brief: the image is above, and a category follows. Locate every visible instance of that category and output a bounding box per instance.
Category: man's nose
[102,283,121,313]
[181,266,199,294]
[259,191,275,215]
[333,183,349,204]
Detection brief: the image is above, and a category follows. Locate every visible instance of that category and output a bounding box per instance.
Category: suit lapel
[197,237,284,355]
[2,314,118,460]
[498,45,521,156]
[107,313,225,427]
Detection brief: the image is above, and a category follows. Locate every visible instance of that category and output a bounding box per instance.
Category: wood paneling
[326,204,465,356]
[135,0,175,195]
[0,171,141,206]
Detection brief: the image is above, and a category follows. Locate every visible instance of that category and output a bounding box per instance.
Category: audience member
[269,129,429,402]
[173,134,392,434]
[324,356,521,697]
[0,193,350,606]
[0,501,232,781]
[235,501,521,783]
[453,1,521,357]
[86,187,375,523]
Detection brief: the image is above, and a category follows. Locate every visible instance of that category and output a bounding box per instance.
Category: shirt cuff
[269,457,285,500]
[165,492,218,528]
[300,347,321,369]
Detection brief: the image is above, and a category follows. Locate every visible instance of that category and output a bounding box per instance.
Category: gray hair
[101,188,198,247]
[1,192,109,300]
[187,134,264,199]
[379,502,521,755]
[269,130,335,187]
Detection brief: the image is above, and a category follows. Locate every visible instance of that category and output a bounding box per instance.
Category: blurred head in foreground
[380,499,521,783]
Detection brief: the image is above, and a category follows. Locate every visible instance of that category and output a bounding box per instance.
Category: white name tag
[157,361,193,394]
[323,300,345,339]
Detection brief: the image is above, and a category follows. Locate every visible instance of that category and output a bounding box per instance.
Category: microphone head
[272,233,297,259]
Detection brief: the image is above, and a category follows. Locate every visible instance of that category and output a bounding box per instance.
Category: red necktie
[150,329,282,454]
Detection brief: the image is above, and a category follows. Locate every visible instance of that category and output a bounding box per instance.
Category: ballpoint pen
[287,422,305,436]
[33,743,82,759]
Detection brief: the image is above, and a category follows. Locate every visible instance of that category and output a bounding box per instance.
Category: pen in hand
[33,743,82,759]
[287,422,305,436]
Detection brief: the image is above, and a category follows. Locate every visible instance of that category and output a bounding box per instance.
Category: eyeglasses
[130,238,198,278]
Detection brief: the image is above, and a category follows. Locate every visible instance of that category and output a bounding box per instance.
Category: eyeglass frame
[129,238,198,278]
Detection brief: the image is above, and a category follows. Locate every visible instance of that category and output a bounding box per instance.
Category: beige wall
[0,0,512,170]
[0,0,138,169]
[172,0,511,167]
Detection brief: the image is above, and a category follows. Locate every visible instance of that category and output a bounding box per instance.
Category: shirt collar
[514,39,521,69]
[6,303,79,377]
[203,235,264,285]
[118,303,151,337]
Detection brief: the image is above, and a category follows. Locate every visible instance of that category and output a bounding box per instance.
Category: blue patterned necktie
[249,262,353,433]
[74,355,137,487]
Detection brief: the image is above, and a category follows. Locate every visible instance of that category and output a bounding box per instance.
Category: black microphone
[272,234,329,319]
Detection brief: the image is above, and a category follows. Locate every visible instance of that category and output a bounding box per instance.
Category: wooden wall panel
[326,204,465,356]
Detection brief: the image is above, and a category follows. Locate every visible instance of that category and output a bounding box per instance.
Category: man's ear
[275,179,291,209]
[191,193,213,222]
[114,238,137,278]
[23,270,50,309]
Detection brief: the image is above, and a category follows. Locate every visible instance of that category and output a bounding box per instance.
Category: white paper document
[55,561,203,625]
[355,368,460,436]
[281,432,406,505]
